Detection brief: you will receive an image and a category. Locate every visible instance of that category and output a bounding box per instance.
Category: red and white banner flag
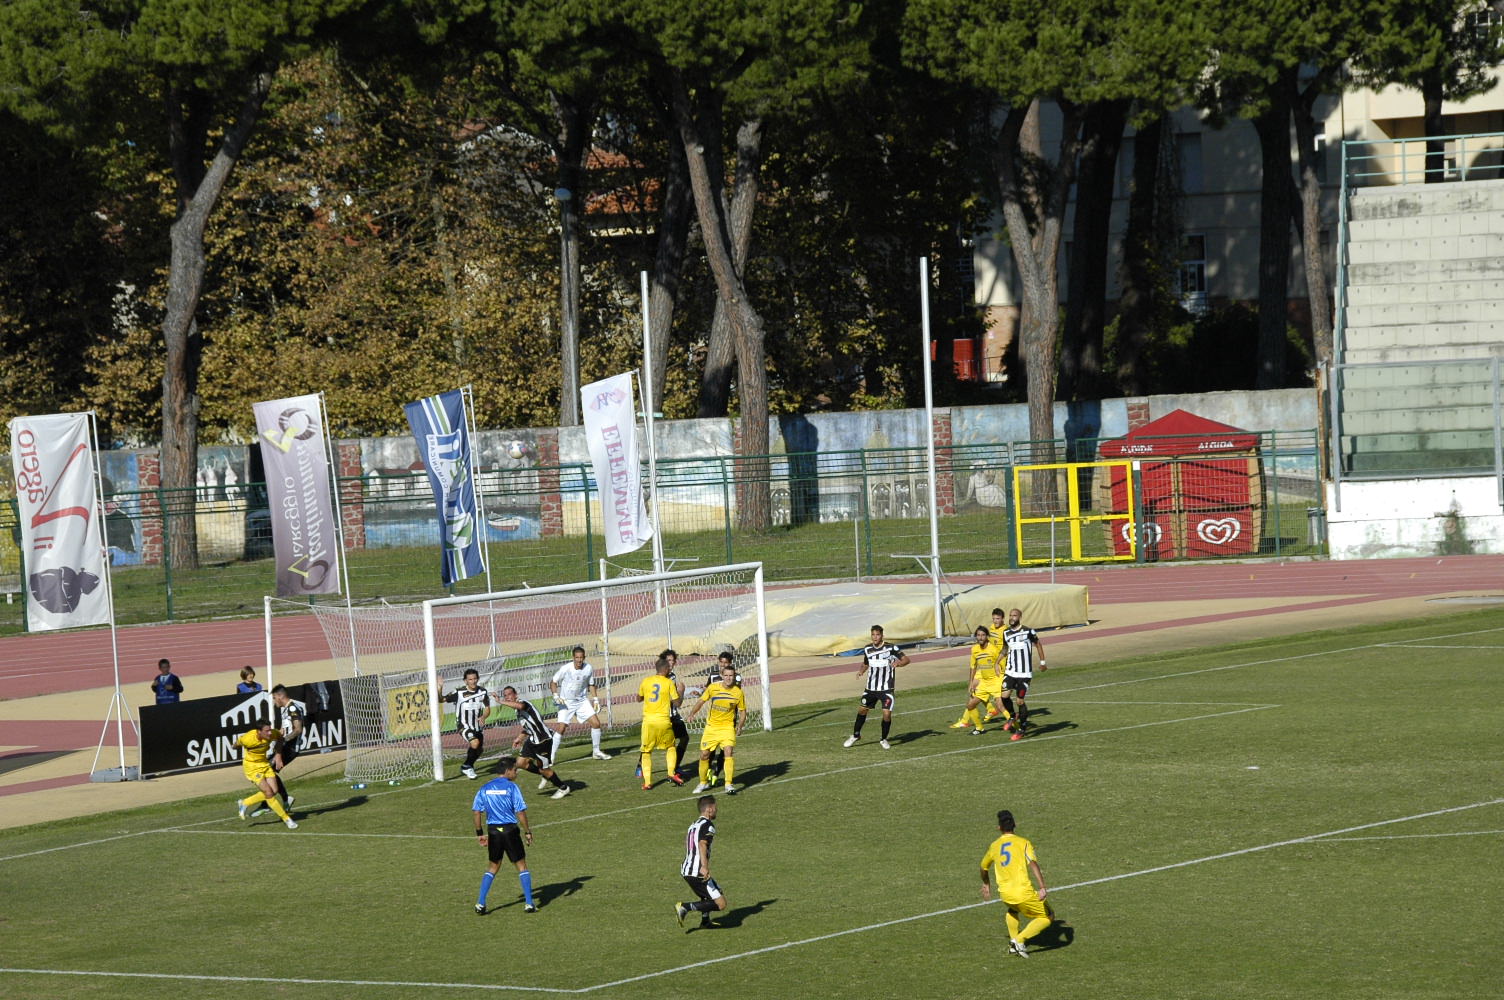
[581,372,653,556]
[9,413,110,631]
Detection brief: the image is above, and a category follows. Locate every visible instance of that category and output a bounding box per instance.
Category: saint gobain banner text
[404,388,485,587]
[253,394,342,597]
[8,412,110,631]
[580,372,653,556]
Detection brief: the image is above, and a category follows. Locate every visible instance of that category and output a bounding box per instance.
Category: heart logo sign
[1196,517,1241,545]
[1120,522,1163,544]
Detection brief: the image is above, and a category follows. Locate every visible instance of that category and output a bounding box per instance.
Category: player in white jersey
[550,646,611,761]
[842,625,910,749]
[1001,608,1047,740]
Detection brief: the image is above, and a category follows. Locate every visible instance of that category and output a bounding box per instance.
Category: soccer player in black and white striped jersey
[499,686,572,799]
[842,625,910,749]
[1001,608,1048,740]
[440,669,493,779]
[675,795,726,929]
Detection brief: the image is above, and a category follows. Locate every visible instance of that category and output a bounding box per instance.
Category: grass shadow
[696,898,778,930]
[535,874,594,906]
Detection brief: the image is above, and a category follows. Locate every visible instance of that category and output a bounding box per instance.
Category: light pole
[556,186,581,426]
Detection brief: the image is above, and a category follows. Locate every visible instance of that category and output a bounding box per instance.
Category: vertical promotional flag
[404,389,486,587]
[580,372,653,556]
[9,413,111,631]
[252,394,342,597]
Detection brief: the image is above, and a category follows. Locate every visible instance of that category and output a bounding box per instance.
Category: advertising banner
[8,412,110,631]
[139,681,346,776]
[404,389,485,586]
[252,394,341,597]
[580,372,653,556]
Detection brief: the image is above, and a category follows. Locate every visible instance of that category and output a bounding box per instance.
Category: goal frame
[421,562,770,781]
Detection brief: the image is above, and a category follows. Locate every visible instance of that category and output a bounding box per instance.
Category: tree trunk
[1114,115,1165,396]
[160,71,272,572]
[1059,98,1129,402]
[553,90,594,427]
[1423,69,1445,183]
[646,124,693,412]
[1291,81,1333,370]
[669,75,770,529]
[992,100,1079,460]
[1252,97,1293,389]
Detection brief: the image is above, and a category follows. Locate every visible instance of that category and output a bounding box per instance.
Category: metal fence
[0,431,1321,632]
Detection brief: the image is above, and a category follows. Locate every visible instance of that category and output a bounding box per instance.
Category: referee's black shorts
[486,823,526,864]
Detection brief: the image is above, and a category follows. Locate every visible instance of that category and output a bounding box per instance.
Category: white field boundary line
[1307,829,1504,842]
[6,623,1496,860]
[0,781,423,864]
[11,797,1495,994]
[1375,643,1504,650]
[143,706,1279,841]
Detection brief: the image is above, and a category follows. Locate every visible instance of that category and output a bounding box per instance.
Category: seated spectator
[237,666,264,695]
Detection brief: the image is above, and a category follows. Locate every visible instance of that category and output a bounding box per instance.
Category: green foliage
[1104,301,1313,393]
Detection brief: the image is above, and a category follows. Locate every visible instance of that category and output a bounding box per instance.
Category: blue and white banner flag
[8,412,111,631]
[581,372,653,557]
[404,389,485,587]
[253,394,342,597]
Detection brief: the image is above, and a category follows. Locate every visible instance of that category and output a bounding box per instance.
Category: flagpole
[919,257,942,639]
[461,384,499,656]
[639,271,666,578]
[85,410,138,780]
[318,392,361,675]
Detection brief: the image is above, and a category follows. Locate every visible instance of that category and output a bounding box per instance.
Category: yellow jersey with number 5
[981,832,1040,903]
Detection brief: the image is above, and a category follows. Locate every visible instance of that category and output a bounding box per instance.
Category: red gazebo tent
[1096,409,1264,559]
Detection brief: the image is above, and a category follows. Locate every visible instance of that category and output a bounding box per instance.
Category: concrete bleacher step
[1346,232,1504,265]
[1339,384,1496,411]
[1346,448,1497,473]
[1341,405,1496,435]
[1346,257,1504,285]
[1341,342,1504,365]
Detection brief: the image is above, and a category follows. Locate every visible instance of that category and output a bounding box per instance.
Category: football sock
[666,747,678,775]
[962,706,980,726]
[1005,911,1021,940]
[690,899,717,913]
[723,756,735,786]
[1018,704,1029,728]
[546,770,564,788]
[591,728,603,752]
[463,746,480,769]
[478,871,495,908]
[264,796,291,822]
[277,780,292,807]
[242,792,267,810]
[880,718,891,740]
[1019,914,1051,942]
[640,752,653,785]
[1001,697,1016,718]
[550,730,564,762]
[700,759,711,784]
[852,714,867,736]
[519,869,534,907]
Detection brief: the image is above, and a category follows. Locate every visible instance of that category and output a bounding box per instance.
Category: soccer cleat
[971,728,985,736]
[879,739,891,750]
[284,818,299,830]
[635,765,643,777]
[591,749,611,761]
[724,784,738,795]
[538,776,551,790]
[985,706,1000,719]
[949,719,970,729]
[669,772,685,786]
[1001,720,1014,732]
[642,783,653,791]
[475,904,486,916]
[693,782,710,793]
[842,735,859,748]
[238,802,249,821]
[461,766,478,780]
[676,903,689,927]
[1010,732,1023,741]
[1011,939,1028,958]
[250,806,270,817]
[551,785,572,800]
[524,904,538,913]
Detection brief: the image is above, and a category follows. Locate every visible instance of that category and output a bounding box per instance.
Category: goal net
[305,562,769,783]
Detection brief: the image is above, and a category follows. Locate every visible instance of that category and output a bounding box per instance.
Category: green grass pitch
[3,608,1502,999]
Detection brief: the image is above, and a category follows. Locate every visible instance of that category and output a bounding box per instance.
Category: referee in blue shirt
[472,757,537,914]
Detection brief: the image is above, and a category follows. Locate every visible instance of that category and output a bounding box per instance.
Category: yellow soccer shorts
[244,762,275,783]
[699,729,737,753]
[974,680,1003,703]
[1005,896,1049,922]
[639,718,675,752]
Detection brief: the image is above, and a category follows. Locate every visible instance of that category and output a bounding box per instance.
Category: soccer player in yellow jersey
[980,809,1050,957]
[984,607,1010,722]
[952,626,1008,733]
[236,722,297,829]
[637,656,684,790]
[686,663,745,794]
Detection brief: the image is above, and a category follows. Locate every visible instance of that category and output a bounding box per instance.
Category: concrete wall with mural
[1325,476,1504,559]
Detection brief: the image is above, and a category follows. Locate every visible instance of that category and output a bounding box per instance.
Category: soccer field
[3,608,1502,1000]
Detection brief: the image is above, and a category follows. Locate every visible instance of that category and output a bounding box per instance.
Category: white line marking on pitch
[1375,643,1504,650]
[23,794,1486,993]
[1306,829,1504,842]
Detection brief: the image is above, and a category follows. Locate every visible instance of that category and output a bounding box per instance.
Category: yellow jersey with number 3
[638,675,676,722]
[981,832,1040,904]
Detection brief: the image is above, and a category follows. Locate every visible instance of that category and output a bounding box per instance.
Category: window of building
[1179,234,1208,314]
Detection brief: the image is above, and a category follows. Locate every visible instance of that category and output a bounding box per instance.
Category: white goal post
[421,563,770,781]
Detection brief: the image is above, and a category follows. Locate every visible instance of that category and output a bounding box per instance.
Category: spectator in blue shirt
[236,666,263,695]
[151,659,183,705]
